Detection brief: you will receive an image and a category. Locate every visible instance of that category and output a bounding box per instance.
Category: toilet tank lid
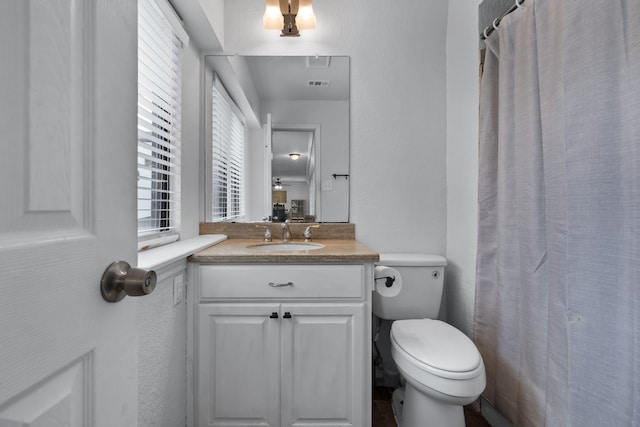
[377,254,447,267]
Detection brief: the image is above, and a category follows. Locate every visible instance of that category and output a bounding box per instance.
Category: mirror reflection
[206,55,350,223]
[271,129,315,222]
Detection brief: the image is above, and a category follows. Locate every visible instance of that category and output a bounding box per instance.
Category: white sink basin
[248,242,324,252]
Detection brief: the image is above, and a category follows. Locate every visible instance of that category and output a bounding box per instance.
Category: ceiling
[246,56,349,102]
[271,130,314,183]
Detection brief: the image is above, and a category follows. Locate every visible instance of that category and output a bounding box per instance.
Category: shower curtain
[474,0,640,425]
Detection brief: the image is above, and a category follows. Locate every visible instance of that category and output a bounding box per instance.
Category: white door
[0,1,139,426]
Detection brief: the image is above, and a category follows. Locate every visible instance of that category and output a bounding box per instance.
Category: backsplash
[199,222,355,240]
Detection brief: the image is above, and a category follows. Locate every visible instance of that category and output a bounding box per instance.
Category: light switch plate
[173,274,184,306]
[322,180,333,191]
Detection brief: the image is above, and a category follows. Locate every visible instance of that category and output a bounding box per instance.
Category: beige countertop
[189,238,379,264]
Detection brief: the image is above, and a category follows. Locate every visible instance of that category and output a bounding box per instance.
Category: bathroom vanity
[187,237,378,427]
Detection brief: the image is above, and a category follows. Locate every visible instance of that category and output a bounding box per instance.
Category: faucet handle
[303,224,320,242]
[255,224,272,242]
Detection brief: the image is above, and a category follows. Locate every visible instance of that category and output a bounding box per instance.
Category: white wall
[445,1,481,336]
[137,264,189,427]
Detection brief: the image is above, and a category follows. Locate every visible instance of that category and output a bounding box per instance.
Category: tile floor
[373,386,491,427]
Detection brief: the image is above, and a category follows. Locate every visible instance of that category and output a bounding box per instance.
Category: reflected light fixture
[264,0,316,37]
[289,153,301,160]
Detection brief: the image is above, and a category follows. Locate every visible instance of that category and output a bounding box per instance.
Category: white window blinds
[211,78,245,221]
[137,0,184,241]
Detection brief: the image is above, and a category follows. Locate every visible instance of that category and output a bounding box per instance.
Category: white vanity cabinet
[190,264,372,427]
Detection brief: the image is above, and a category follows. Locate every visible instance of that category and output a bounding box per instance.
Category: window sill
[137,234,227,271]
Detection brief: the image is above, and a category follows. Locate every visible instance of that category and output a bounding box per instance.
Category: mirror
[205,55,350,223]
[271,127,316,222]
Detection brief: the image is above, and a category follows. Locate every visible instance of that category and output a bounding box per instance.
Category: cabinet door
[198,304,281,427]
[281,303,365,427]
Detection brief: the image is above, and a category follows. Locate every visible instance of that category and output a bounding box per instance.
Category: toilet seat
[390,319,486,399]
[391,319,482,378]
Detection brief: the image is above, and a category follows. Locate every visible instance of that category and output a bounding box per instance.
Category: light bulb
[263,0,284,29]
[296,0,316,30]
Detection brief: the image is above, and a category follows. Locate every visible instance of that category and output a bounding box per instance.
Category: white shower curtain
[474,0,640,425]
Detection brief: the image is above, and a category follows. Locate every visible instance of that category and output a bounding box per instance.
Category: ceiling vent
[307,80,330,87]
[306,56,331,68]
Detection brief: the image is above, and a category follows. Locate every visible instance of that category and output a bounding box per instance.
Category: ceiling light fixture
[289,153,301,160]
[264,0,316,37]
[273,178,283,190]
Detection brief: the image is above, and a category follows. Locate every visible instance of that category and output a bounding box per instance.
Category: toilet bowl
[390,319,486,427]
[373,254,486,427]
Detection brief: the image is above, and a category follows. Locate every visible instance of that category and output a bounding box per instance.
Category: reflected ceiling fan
[272,177,292,190]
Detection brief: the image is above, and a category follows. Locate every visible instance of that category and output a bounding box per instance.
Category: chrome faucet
[303,224,320,242]
[281,221,291,242]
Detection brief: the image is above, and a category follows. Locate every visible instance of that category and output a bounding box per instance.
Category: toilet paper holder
[375,275,396,288]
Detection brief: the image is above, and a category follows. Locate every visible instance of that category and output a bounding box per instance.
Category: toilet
[373,254,486,427]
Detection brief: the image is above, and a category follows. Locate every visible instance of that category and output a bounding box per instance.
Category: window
[137,0,186,247]
[211,78,246,221]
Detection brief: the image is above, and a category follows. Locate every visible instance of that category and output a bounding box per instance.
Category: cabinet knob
[269,312,279,319]
[283,312,292,319]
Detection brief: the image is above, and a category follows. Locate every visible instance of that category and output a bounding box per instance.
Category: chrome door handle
[268,281,293,287]
[100,261,157,303]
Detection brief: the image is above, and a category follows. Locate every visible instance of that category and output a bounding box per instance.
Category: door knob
[100,261,157,303]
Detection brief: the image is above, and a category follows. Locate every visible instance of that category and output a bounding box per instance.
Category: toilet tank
[373,254,447,320]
